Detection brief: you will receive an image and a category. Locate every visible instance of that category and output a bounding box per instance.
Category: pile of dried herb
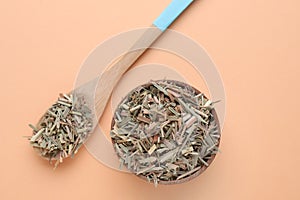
[28,93,93,167]
[110,80,220,186]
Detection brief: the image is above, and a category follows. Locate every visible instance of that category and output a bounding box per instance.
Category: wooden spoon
[29,0,195,162]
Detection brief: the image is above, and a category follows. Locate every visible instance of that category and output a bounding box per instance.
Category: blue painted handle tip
[153,0,194,31]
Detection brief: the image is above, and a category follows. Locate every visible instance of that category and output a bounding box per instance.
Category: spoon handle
[95,0,194,117]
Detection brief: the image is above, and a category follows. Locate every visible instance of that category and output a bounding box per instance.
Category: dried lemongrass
[28,93,93,167]
[110,80,220,186]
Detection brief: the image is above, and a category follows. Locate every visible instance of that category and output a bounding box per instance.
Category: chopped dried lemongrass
[28,93,93,166]
[110,80,220,185]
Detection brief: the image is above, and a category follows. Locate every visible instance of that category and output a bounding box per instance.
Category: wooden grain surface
[95,27,163,117]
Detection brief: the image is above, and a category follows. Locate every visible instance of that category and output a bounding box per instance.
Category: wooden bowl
[111,80,221,185]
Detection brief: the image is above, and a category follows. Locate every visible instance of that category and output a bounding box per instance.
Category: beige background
[0,0,299,199]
